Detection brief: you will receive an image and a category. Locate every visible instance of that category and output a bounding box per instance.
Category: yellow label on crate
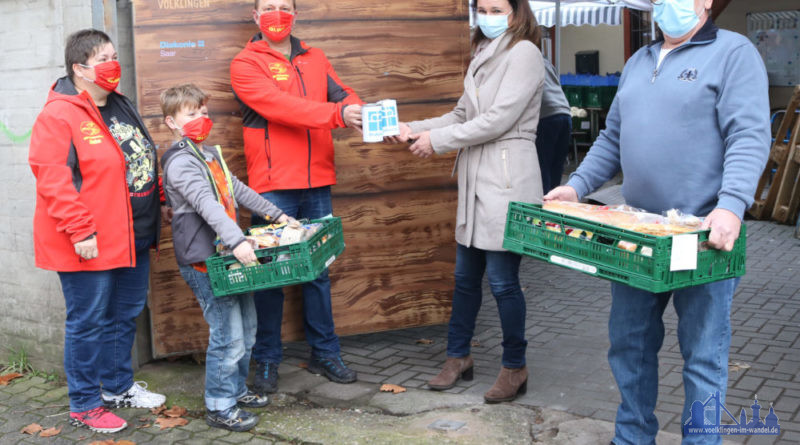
[551,255,598,275]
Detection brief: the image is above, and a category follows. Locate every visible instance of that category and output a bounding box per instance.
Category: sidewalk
[0,364,692,445]
[0,219,797,444]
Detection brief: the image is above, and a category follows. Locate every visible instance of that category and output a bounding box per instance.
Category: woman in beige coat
[392,0,544,403]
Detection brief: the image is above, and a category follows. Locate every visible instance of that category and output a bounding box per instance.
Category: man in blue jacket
[545,0,770,443]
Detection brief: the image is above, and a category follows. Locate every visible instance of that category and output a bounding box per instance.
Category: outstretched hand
[543,186,578,203]
[384,122,413,144]
[408,131,434,158]
[343,104,363,130]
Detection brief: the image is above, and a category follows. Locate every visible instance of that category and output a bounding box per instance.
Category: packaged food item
[247,233,279,248]
[227,261,259,270]
[249,222,287,235]
[302,223,322,240]
[545,222,561,232]
[617,240,638,252]
[543,201,702,236]
[244,220,328,250]
[565,226,594,240]
[279,220,306,246]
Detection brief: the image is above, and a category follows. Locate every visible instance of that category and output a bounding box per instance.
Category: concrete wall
[559,24,626,75]
[0,0,136,371]
[715,0,799,111]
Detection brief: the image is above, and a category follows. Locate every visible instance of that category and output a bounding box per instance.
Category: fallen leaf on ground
[298,362,308,369]
[380,384,407,394]
[415,338,434,345]
[0,372,24,386]
[155,417,188,430]
[137,423,151,429]
[117,440,137,445]
[163,405,187,418]
[138,416,149,422]
[729,361,751,373]
[470,340,481,347]
[20,423,43,435]
[150,404,166,415]
[39,426,62,437]
[88,441,115,445]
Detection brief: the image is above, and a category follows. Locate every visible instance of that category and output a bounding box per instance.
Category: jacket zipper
[264,121,272,183]
[85,97,135,267]
[649,39,706,84]
[293,63,313,188]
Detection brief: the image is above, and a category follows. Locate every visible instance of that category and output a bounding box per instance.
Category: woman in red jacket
[28,29,165,434]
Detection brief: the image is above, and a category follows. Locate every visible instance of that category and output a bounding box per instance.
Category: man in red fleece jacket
[231,0,363,391]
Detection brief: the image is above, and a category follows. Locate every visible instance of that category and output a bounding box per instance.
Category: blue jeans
[179,265,256,411]
[251,186,340,364]
[535,113,572,193]
[609,278,739,445]
[58,239,151,412]
[447,244,527,368]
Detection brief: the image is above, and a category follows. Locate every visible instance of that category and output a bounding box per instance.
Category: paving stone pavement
[0,219,797,444]
[287,219,800,444]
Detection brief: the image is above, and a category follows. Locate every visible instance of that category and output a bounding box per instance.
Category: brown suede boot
[483,366,528,403]
[427,356,474,390]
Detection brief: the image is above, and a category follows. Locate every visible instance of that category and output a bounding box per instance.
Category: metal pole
[650,7,656,44]
[555,0,561,74]
[91,0,104,31]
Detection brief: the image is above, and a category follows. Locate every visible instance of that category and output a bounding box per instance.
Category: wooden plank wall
[132,0,470,357]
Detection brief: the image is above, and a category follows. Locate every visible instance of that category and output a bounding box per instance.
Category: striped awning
[532,2,625,27]
[747,10,800,33]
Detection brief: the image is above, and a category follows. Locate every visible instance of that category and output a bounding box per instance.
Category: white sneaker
[102,381,166,409]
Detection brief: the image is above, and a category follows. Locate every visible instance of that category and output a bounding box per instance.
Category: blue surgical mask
[653,0,700,38]
[476,13,510,39]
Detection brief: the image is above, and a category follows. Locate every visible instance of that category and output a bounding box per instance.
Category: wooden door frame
[623,9,632,62]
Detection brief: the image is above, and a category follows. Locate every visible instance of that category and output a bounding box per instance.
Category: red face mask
[259,11,294,42]
[181,116,214,143]
[81,60,121,92]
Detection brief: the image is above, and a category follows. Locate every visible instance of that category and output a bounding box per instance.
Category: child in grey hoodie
[160,84,290,433]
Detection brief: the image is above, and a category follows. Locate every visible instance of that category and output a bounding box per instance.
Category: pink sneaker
[69,406,127,433]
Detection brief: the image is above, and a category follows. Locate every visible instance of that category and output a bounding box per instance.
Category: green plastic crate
[583,88,602,108]
[206,217,345,297]
[562,86,583,107]
[503,202,746,293]
[599,86,617,109]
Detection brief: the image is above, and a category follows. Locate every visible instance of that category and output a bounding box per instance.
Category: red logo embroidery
[269,62,290,82]
[80,121,104,145]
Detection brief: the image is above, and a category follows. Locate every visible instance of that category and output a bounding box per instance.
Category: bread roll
[543,201,699,236]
